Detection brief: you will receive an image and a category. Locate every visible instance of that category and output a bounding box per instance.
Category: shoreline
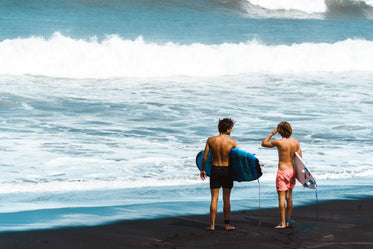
[0,197,372,249]
[1,177,373,233]
[0,177,373,232]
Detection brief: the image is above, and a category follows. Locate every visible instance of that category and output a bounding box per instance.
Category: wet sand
[0,197,372,249]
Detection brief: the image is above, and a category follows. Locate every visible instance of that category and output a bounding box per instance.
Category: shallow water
[0,0,372,231]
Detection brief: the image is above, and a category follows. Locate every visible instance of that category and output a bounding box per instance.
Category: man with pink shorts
[261,122,302,229]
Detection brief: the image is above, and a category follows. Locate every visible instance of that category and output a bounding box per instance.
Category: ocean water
[0,0,373,231]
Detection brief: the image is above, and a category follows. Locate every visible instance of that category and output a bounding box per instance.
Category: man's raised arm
[261,127,278,147]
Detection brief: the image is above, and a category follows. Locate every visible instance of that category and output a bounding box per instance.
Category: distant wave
[243,0,373,18]
[246,0,327,13]
[1,33,373,78]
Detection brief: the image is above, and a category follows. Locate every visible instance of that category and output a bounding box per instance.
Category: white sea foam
[1,33,373,78]
[246,0,327,13]
[0,63,372,222]
[0,154,370,195]
[0,177,202,195]
[246,0,373,14]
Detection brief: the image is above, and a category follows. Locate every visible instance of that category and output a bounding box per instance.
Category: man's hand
[200,171,207,180]
[272,127,278,135]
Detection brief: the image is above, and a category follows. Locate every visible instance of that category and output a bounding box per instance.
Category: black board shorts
[210,166,233,189]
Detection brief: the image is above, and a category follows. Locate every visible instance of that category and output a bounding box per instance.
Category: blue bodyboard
[196,148,262,182]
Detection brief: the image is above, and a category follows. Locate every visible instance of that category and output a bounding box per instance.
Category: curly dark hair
[277,121,292,138]
[218,118,235,133]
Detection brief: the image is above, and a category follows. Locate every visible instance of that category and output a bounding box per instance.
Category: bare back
[273,137,301,170]
[202,134,237,168]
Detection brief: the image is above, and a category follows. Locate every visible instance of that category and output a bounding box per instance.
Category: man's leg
[222,188,235,230]
[209,188,219,230]
[276,190,287,228]
[285,189,293,227]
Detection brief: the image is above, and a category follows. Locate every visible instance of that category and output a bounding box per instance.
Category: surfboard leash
[286,187,319,231]
[256,179,262,229]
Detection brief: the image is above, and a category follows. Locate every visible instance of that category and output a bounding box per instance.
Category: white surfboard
[293,152,316,189]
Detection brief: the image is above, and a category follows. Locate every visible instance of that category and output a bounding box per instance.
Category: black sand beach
[0,197,372,249]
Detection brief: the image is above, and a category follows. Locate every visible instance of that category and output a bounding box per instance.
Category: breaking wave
[1,33,373,78]
[242,0,373,18]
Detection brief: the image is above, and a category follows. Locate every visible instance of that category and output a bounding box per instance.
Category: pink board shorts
[276,167,296,191]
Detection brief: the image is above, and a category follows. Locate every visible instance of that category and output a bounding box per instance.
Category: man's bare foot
[225,224,236,231]
[206,225,215,231]
[275,223,287,229]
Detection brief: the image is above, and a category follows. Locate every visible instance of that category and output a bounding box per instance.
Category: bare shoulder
[289,137,300,151]
[227,136,236,142]
[208,135,218,141]
[207,135,219,145]
[290,137,300,145]
[206,136,214,144]
[228,136,237,147]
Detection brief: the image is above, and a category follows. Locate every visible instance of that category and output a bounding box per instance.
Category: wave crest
[1,33,373,78]
[246,0,327,14]
[244,0,373,18]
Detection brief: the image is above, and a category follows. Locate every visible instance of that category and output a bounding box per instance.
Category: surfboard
[196,148,262,182]
[293,152,316,189]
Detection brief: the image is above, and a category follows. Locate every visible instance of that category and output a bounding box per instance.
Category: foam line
[1,33,373,78]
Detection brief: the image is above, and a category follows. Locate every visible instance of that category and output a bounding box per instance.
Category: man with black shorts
[200,118,237,231]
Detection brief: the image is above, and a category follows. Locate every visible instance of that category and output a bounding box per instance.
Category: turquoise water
[2,0,373,43]
[0,0,373,231]
[1,177,372,231]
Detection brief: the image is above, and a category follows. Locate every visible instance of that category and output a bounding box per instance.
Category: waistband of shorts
[277,167,294,172]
